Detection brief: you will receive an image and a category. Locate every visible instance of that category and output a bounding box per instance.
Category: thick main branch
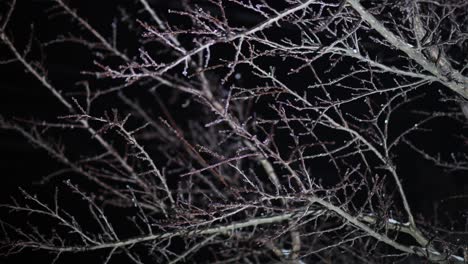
[346,0,468,99]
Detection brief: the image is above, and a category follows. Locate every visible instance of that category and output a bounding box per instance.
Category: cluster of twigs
[0,0,467,263]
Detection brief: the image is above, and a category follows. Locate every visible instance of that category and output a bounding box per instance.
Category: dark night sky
[1,0,466,228]
[0,0,467,263]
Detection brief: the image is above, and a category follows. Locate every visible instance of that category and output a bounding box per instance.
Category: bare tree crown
[0,0,467,263]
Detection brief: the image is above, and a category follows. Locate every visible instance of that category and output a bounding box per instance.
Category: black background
[0,0,467,263]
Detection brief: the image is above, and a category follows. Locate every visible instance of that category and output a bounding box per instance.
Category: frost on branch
[0,0,467,263]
